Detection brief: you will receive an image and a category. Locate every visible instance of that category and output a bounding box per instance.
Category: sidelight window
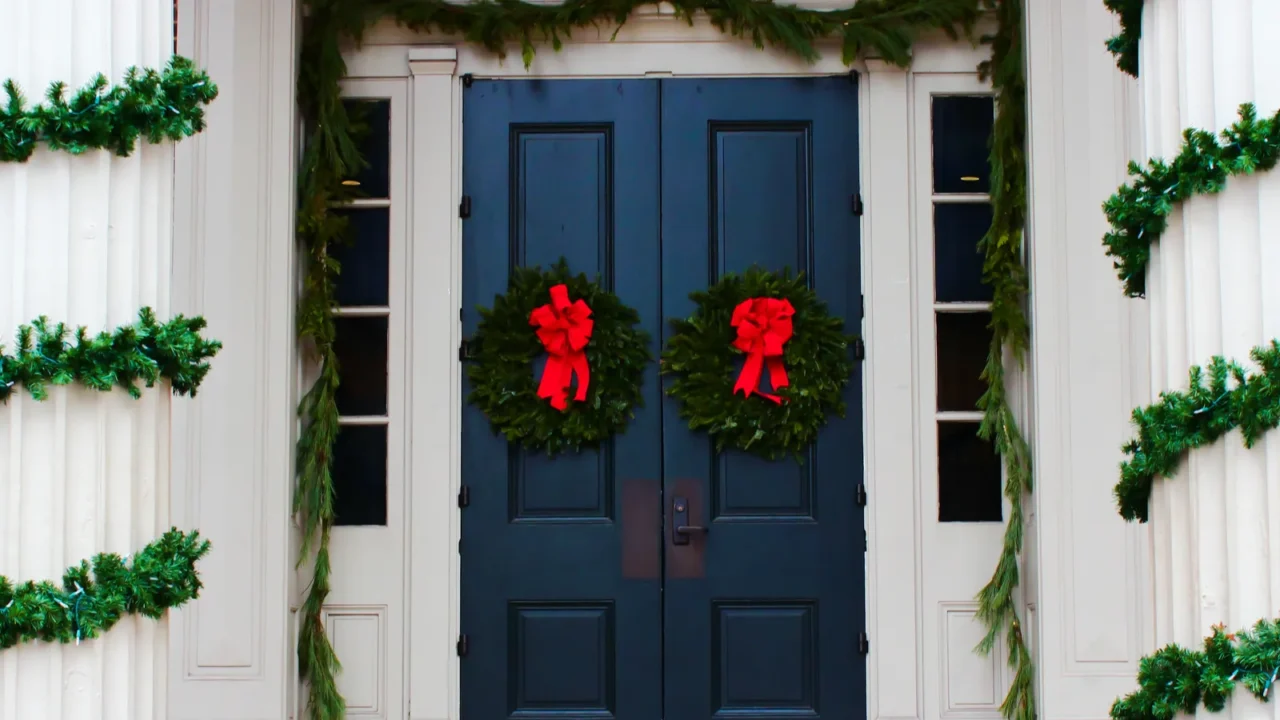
[928,94,1003,524]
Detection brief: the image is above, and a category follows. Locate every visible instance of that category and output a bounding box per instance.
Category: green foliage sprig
[468,261,651,455]
[1104,0,1143,77]
[1103,103,1280,298]
[662,267,855,460]
[1111,618,1280,720]
[1114,341,1280,522]
[0,56,218,162]
[0,307,222,403]
[0,528,210,650]
[971,1,1036,718]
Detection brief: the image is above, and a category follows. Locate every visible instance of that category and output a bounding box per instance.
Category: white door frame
[331,17,994,717]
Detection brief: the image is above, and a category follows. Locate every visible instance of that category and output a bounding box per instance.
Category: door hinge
[853,337,866,361]
[458,485,471,508]
[859,632,870,654]
[860,294,865,319]
[461,73,474,88]
[459,195,472,219]
[863,531,867,552]
[457,634,469,657]
[459,338,478,361]
[856,483,867,507]
[852,193,864,216]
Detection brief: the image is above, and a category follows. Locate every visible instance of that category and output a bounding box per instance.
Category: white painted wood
[1138,5,1280,719]
[169,1,300,718]
[1022,0,1154,717]
[0,1,174,719]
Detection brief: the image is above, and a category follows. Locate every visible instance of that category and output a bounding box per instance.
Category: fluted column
[0,2,175,719]
[1142,0,1280,701]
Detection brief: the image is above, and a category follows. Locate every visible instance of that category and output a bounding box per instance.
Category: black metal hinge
[459,339,478,361]
[459,195,472,219]
[458,485,471,508]
[859,632,870,654]
[852,193,864,216]
[461,73,474,88]
[856,484,867,507]
[457,634,469,657]
[863,531,867,552]
[853,337,866,361]
[860,294,865,319]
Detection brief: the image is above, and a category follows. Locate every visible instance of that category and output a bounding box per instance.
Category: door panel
[461,79,663,720]
[660,78,865,720]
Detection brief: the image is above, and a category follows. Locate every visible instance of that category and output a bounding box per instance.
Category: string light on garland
[1111,618,1280,720]
[0,55,218,162]
[1113,340,1280,523]
[0,528,210,650]
[0,307,222,403]
[1103,103,1280,298]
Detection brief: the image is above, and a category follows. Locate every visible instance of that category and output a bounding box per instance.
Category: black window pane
[937,312,992,411]
[934,203,994,303]
[332,208,390,307]
[938,421,1002,523]
[932,96,994,194]
[334,316,389,416]
[333,424,388,526]
[341,99,391,198]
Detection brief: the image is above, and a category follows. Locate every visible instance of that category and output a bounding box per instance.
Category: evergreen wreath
[466,260,651,455]
[662,267,855,460]
[0,528,210,650]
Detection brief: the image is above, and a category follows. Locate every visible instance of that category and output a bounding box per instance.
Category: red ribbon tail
[766,356,789,397]
[734,351,763,398]
[571,350,590,402]
[538,356,570,411]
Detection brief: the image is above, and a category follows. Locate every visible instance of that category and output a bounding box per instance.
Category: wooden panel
[326,609,386,716]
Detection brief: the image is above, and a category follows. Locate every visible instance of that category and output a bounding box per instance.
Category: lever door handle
[672,496,708,546]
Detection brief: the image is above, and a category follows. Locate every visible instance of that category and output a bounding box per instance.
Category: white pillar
[0,2,175,719]
[1142,0,1280,710]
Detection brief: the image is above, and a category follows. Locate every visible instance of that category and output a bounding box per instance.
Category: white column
[1142,1,1280,712]
[0,2,174,719]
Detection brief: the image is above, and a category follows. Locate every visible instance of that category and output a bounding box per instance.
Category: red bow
[731,297,794,404]
[529,284,593,410]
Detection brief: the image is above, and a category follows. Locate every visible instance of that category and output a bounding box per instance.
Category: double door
[460,77,864,720]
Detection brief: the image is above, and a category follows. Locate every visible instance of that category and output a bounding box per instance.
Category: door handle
[672,496,708,546]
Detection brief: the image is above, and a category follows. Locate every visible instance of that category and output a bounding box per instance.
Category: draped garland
[0,56,217,162]
[294,1,1032,718]
[0,529,210,650]
[1102,1,1280,717]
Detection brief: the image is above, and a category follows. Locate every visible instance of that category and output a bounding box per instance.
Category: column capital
[409,47,458,76]
[863,57,910,73]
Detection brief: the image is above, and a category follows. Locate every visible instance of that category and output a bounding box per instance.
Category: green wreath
[662,267,856,460]
[467,260,651,455]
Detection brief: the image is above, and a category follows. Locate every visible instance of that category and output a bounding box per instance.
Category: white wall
[1024,0,1154,717]
[169,1,300,719]
[0,1,176,718]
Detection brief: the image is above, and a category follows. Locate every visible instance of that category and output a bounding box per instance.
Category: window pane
[332,208,390,307]
[938,421,1002,523]
[341,99,391,198]
[934,203,994,303]
[936,312,992,412]
[932,96,993,194]
[333,424,388,526]
[334,316,389,417]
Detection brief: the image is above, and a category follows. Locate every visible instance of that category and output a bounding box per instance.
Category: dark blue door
[461,77,863,720]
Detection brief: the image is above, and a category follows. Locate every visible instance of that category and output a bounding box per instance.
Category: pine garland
[293,1,1024,718]
[1114,341,1280,523]
[970,2,1036,718]
[1104,0,1142,78]
[0,308,222,403]
[1103,103,1280,298]
[0,528,210,650]
[0,56,218,163]
[1111,618,1280,720]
